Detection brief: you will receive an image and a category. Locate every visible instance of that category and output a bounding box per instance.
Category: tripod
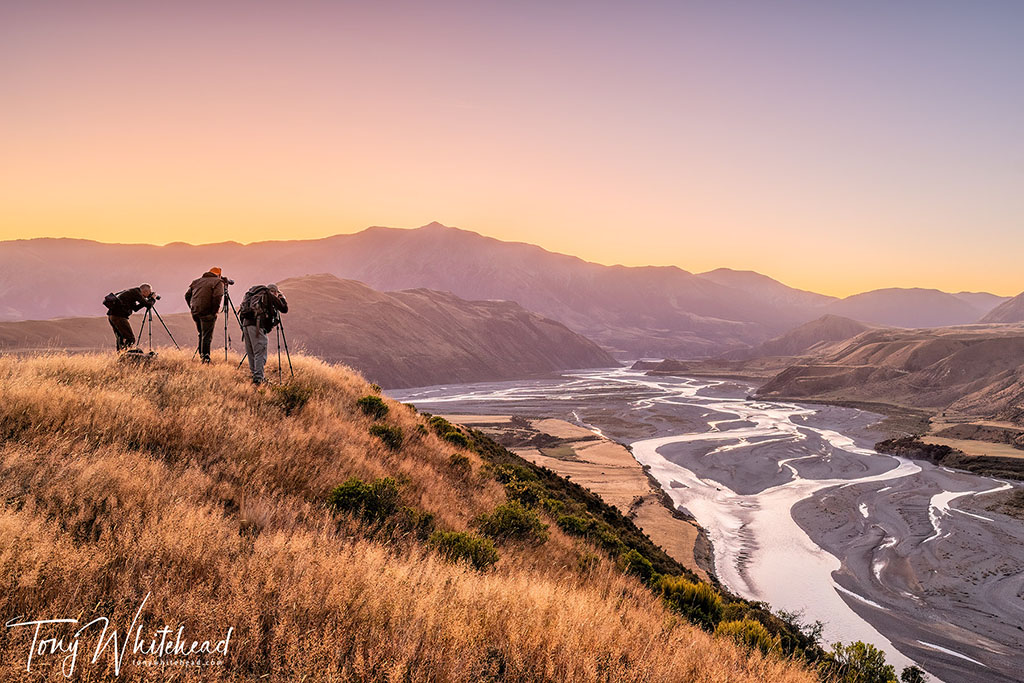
[135,303,180,351]
[236,316,293,382]
[222,284,244,361]
[276,316,294,381]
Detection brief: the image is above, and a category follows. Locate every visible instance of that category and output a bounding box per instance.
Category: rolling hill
[0,274,615,388]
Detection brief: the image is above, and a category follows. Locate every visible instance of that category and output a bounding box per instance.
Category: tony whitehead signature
[5,593,233,677]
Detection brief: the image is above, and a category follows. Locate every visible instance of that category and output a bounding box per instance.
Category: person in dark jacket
[239,283,288,384]
[105,283,156,351]
[184,267,225,363]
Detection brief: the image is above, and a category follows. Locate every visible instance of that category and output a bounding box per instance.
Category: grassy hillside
[0,351,816,682]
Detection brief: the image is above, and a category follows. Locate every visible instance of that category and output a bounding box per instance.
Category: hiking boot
[200,355,211,364]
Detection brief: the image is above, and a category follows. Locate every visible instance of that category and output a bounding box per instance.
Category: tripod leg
[224,298,229,362]
[278,320,294,378]
[151,307,180,350]
[135,310,147,348]
[277,325,282,382]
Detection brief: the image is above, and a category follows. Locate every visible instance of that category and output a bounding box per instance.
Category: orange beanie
[210,267,222,276]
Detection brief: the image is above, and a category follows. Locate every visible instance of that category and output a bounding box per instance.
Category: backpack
[103,292,119,310]
[239,286,271,328]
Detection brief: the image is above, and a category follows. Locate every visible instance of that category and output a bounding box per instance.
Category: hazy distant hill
[721,314,875,360]
[696,268,837,310]
[0,274,614,388]
[824,287,992,328]
[953,291,1011,313]
[0,223,1009,356]
[980,291,1024,323]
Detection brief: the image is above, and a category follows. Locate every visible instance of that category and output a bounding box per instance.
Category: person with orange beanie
[184,267,225,363]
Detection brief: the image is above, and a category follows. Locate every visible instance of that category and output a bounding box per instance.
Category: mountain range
[0,222,1016,357]
[0,274,613,388]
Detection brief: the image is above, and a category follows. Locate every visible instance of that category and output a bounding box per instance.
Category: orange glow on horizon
[3,2,1024,299]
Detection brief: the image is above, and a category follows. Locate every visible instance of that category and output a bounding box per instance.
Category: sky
[2,1,1023,297]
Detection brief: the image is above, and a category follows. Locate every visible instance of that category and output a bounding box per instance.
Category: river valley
[394,367,1024,683]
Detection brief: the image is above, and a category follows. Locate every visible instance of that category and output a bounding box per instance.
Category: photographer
[103,283,157,351]
[184,267,228,363]
[238,283,288,385]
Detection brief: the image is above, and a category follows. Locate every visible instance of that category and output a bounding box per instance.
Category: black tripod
[222,284,244,361]
[276,316,294,381]
[135,303,180,351]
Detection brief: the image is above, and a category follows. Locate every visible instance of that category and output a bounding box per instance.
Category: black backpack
[239,286,273,330]
[102,292,119,311]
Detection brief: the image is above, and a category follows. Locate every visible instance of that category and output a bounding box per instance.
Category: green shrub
[442,430,470,448]
[356,395,389,420]
[327,477,400,523]
[900,665,928,683]
[619,549,655,584]
[556,514,592,536]
[657,574,724,631]
[428,415,455,435]
[715,619,778,656]
[493,464,538,484]
[821,641,896,683]
[429,530,499,570]
[369,424,403,450]
[475,501,549,544]
[540,498,565,515]
[271,382,313,415]
[503,477,543,507]
[448,453,473,479]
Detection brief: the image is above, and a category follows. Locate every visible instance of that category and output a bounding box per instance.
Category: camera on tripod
[221,277,235,286]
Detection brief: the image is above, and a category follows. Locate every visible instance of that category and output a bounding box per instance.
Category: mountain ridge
[0,223,1011,356]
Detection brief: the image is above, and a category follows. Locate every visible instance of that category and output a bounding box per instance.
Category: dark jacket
[185,272,224,317]
[107,287,151,319]
[240,285,288,333]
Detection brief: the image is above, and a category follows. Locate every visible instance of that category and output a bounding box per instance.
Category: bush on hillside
[820,641,896,683]
[657,574,725,632]
[369,424,403,450]
[428,530,499,570]
[474,501,549,544]
[503,477,544,507]
[716,619,778,656]
[327,477,401,522]
[442,430,470,448]
[619,549,656,585]
[356,395,389,420]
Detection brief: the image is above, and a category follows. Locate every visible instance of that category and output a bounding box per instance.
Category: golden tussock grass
[0,350,815,682]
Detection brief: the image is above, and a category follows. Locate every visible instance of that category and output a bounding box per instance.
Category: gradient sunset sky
[3,1,1022,296]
